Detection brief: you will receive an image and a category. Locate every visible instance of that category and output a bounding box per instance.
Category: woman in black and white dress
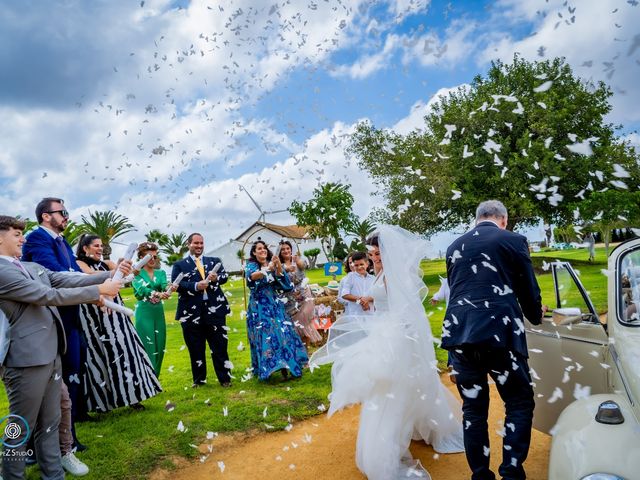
[76,234,161,412]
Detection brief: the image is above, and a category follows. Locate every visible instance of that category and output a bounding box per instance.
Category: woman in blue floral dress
[245,240,308,380]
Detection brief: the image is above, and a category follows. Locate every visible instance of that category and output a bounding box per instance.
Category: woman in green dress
[132,242,176,376]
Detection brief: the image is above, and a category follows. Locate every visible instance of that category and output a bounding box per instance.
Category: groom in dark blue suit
[171,232,232,387]
[442,200,545,480]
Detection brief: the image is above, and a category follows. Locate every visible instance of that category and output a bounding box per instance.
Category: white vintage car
[525,237,640,480]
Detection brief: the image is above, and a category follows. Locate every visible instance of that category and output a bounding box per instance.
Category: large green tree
[80,211,136,260]
[349,56,640,233]
[289,182,355,262]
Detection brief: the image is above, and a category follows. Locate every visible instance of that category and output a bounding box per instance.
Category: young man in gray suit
[0,215,130,480]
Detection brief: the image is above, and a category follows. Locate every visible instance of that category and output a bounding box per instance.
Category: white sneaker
[61,452,89,476]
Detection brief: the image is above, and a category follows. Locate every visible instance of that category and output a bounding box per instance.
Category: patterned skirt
[79,296,162,412]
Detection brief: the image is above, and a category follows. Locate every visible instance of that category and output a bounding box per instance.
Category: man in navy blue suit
[442,200,545,480]
[171,233,232,387]
[21,197,90,470]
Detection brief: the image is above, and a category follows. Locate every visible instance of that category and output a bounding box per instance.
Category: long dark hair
[76,233,101,262]
[277,240,294,264]
[366,234,379,248]
[343,252,355,273]
[249,240,272,265]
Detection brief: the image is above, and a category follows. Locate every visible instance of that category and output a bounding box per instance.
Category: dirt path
[151,378,550,479]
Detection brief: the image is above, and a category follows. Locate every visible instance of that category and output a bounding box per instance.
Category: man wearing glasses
[21,197,90,476]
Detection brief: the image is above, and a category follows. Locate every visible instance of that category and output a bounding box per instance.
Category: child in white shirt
[341,252,375,315]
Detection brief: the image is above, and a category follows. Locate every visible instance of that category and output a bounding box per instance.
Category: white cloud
[332,16,476,81]
[388,0,431,22]
[402,20,477,68]
[623,132,640,148]
[1,0,369,221]
[94,119,378,255]
[331,34,400,79]
[392,85,469,135]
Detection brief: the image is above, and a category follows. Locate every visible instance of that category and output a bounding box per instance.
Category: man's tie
[195,257,206,280]
[13,259,29,277]
[55,236,72,270]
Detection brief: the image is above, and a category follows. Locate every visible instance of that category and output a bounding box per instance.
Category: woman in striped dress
[75,234,161,412]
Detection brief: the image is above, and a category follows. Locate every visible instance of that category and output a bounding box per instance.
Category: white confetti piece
[461,385,482,399]
[547,387,563,404]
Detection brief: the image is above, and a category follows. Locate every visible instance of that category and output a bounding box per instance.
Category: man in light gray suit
[0,215,129,480]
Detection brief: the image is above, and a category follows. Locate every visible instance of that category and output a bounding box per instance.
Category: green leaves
[80,210,136,259]
[158,232,189,266]
[289,182,355,262]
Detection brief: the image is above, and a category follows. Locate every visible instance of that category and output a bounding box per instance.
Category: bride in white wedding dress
[310,225,464,479]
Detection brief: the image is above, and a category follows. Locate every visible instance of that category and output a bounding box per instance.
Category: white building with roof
[205,221,329,273]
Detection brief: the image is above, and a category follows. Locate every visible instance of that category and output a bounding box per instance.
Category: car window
[620,249,640,324]
[555,264,592,315]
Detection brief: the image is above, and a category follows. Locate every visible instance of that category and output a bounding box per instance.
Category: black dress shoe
[220,382,232,388]
[73,440,88,453]
[75,412,97,422]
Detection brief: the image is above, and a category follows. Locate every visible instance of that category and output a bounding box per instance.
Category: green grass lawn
[0,248,610,478]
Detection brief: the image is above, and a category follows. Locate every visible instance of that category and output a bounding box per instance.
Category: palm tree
[61,221,87,249]
[80,211,136,260]
[346,217,376,248]
[159,232,188,266]
[15,216,39,234]
[145,229,169,245]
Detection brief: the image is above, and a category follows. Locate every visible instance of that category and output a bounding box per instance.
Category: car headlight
[581,475,626,480]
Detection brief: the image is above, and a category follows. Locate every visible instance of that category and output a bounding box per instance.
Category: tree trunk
[603,228,611,257]
[506,217,518,232]
[103,241,112,260]
[320,237,332,264]
[544,222,553,246]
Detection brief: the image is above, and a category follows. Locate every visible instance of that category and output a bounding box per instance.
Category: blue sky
[1,0,639,256]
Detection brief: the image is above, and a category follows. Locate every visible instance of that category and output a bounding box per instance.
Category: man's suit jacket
[22,226,83,327]
[0,259,108,367]
[171,256,230,324]
[22,227,81,273]
[442,221,542,358]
